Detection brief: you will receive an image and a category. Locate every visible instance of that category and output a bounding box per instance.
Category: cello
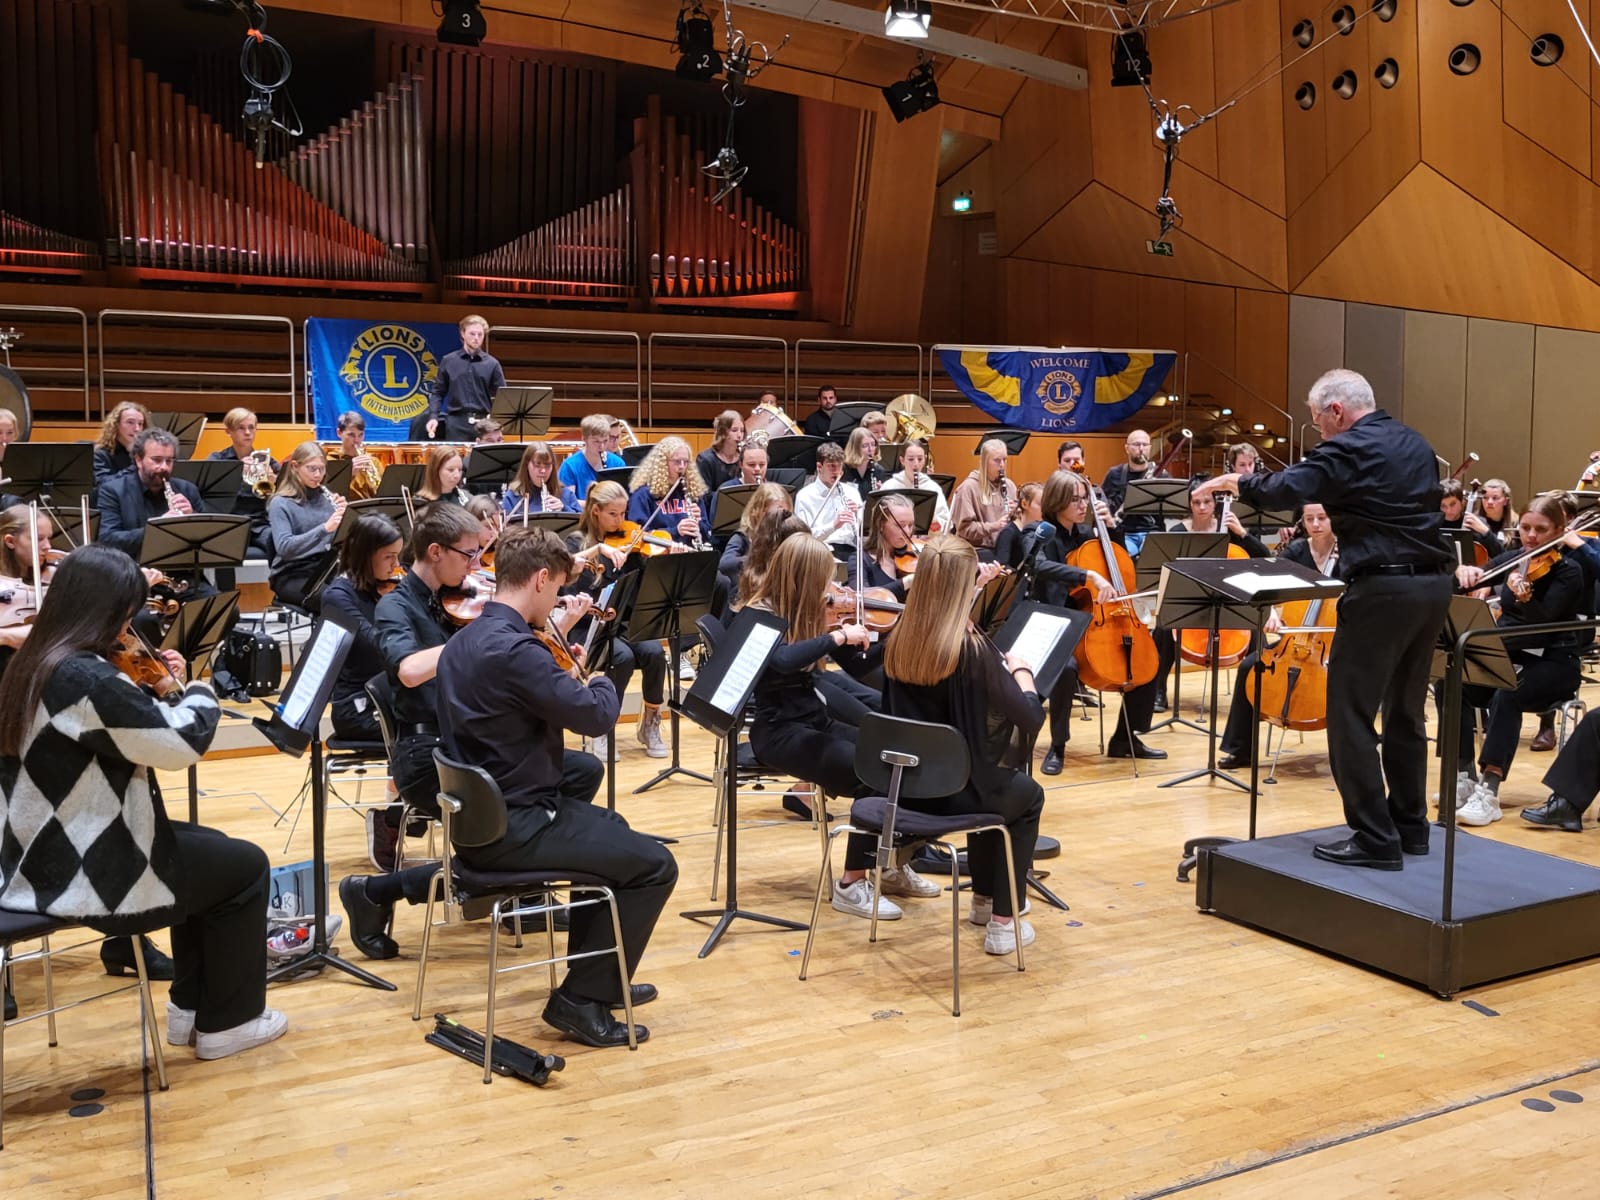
[1178,494,1251,669]
[1065,477,1159,693]
[1254,592,1337,732]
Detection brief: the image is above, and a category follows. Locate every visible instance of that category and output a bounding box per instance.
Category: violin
[823,583,904,634]
[376,567,406,597]
[0,581,39,628]
[534,627,582,677]
[145,569,192,618]
[1179,495,1252,669]
[441,572,496,625]
[603,520,678,557]
[110,629,185,701]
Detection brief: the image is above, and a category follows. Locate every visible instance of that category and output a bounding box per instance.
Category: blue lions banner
[307,318,462,441]
[937,348,1176,433]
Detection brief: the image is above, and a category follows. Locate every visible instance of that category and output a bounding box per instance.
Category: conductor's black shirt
[1240,408,1451,581]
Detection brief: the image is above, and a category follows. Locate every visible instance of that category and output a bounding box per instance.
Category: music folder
[680,608,788,740]
[990,601,1090,697]
[253,608,357,756]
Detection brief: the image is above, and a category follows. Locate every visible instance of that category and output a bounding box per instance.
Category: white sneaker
[636,710,668,759]
[677,653,697,681]
[1457,783,1503,827]
[968,896,1033,926]
[831,877,903,921]
[983,918,1036,955]
[195,1008,289,1061]
[167,1002,196,1047]
[586,733,610,762]
[877,864,941,898]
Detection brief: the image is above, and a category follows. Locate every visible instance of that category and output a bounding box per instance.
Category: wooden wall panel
[1464,318,1536,498]
[798,98,865,326]
[850,111,943,340]
[1146,15,1220,180]
[1531,326,1600,492]
[1211,0,1288,218]
[993,74,1094,257]
[1288,295,1346,417]
[1400,309,1467,466]
[1000,257,1052,346]
[1234,289,1291,425]
[1320,17,1371,171]
[1281,16,1328,216]
[1184,282,1240,416]
[1502,7,1590,176]
[1342,303,1406,412]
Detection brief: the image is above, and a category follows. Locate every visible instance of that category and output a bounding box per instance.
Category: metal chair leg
[602,888,638,1051]
[484,900,503,1084]
[40,934,56,1046]
[545,897,559,992]
[799,826,843,980]
[130,935,168,1091]
[997,827,1026,975]
[412,870,445,1021]
[1,944,9,1149]
[943,840,963,1017]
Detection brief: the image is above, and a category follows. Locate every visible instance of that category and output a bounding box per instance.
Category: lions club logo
[340,325,438,422]
[1036,370,1081,416]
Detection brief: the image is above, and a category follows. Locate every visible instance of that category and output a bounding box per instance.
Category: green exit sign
[1146,240,1174,257]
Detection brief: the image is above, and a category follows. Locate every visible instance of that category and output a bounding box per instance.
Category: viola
[1065,484,1159,693]
[534,627,581,677]
[1179,497,1252,669]
[441,572,496,625]
[0,580,39,628]
[110,630,185,701]
[603,520,677,557]
[146,569,192,618]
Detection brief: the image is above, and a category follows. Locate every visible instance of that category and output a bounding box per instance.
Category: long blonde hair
[747,532,833,643]
[577,481,629,548]
[96,401,148,453]
[976,438,1008,504]
[274,440,327,502]
[739,481,791,539]
[420,444,464,502]
[1480,478,1519,532]
[884,534,979,686]
[865,494,915,562]
[844,427,876,473]
[630,435,707,501]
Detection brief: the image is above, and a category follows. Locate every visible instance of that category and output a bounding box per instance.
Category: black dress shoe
[101,935,175,980]
[1107,736,1167,760]
[1402,839,1430,856]
[1041,747,1064,776]
[339,875,399,960]
[1218,753,1251,771]
[1152,693,1168,713]
[1075,690,1100,709]
[1312,837,1403,871]
[609,982,659,1008]
[1521,795,1584,833]
[542,988,649,1047]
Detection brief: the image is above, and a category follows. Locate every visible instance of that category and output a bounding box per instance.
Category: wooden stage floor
[6,685,1600,1198]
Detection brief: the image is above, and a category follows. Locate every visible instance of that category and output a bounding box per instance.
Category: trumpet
[351,443,382,499]
[243,449,277,499]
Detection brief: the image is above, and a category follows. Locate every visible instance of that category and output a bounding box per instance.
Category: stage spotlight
[676,2,724,80]
[1531,34,1564,66]
[885,0,932,39]
[882,58,940,122]
[1111,31,1152,87]
[1448,43,1481,74]
[438,0,486,47]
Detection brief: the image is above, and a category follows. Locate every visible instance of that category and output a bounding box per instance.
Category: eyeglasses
[443,544,482,562]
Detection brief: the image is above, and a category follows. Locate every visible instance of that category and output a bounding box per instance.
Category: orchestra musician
[842,426,890,494]
[949,438,1019,557]
[0,406,18,466]
[1449,494,1584,826]
[846,492,919,599]
[1478,478,1520,548]
[695,410,746,492]
[98,428,207,554]
[0,504,55,656]
[316,513,405,743]
[709,438,770,540]
[0,545,286,1060]
[434,525,676,1048]
[881,533,1045,954]
[1194,368,1453,871]
[1099,429,1168,554]
[567,481,670,760]
[1056,440,1085,473]
[1217,502,1339,769]
[794,443,861,548]
[473,416,505,444]
[502,441,580,518]
[207,408,280,549]
[625,437,710,547]
[265,442,346,608]
[1226,443,1260,476]
[737,510,808,607]
[417,444,469,508]
[425,314,504,443]
[802,383,839,440]
[1523,706,1600,831]
[1028,470,1164,770]
[92,400,149,490]
[1439,479,1501,563]
[889,438,951,534]
[330,411,382,501]
[558,414,625,500]
[717,480,791,596]
[993,482,1044,571]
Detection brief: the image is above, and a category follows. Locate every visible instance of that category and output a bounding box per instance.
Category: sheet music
[580,583,617,661]
[1009,611,1072,672]
[1224,570,1318,594]
[279,622,351,733]
[709,624,782,716]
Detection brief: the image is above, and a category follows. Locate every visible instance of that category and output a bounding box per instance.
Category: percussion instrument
[746,402,800,440]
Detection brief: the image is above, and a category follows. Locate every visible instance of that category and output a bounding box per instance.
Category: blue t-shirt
[557,451,626,499]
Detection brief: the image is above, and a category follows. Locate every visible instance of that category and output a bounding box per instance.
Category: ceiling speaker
[1295,82,1317,109]
[1332,70,1359,98]
[1448,43,1481,74]
[1333,6,1356,34]
[1293,19,1315,48]
[1375,58,1399,87]
[1531,34,1565,66]
[1372,0,1398,20]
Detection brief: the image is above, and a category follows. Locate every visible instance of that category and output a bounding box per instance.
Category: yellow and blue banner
[937,348,1176,432]
[308,318,461,441]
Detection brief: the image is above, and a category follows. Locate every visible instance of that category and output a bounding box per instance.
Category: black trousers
[752,712,874,870]
[906,772,1043,917]
[442,409,487,443]
[814,669,881,727]
[1220,653,1263,760]
[1327,572,1453,857]
[1543,708,1600,811]
[87,823,268,1034]
[1153,628,1175,698]
[606,637,667,707]
[391,731,443,821]
[456,757,677,1005]
[330,693,381,743]
[1459,655,1581,775]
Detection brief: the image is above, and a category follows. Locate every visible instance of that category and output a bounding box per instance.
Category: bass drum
[0,365,31,441]
[746,402,800,441]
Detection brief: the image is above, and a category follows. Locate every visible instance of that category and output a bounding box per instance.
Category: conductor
[1193,369,1452,870]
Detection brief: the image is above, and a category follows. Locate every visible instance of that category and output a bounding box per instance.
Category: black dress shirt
[1028,525,1095,608]
[96,470,207,557]
[427,348,505,421]
[1240,409,1451,581]
[802,409,834,439]
[207,446,280,519]
[318,575,387,706]
[436,601,619,812]
[374,570,456,730]
[1481,548,1584,658]
[696,447,741,493]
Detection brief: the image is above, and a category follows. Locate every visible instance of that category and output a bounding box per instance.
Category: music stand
[1233,500,1297,537]
[4,443,95,507]
[710,484,761,540]
[489,385,553,439]
[678,606,805,957]
[252,610,396,993]
[977,430,1031,456]
[864,487,937,537]
[828,402,880,443]
[322,456,354,499]
[765,435,825,474]
[877,443,909,473]
[464,444,523,493]
[596,467,635,492]
[173,459,244,514]
[970,567,1024,636]
[378,465,425,498]
[1429,595,1518,692]
[150,411,207,459]
[621,443,656,467]
[48,508,99,550]
[623,550,720,793]
[157,590,242,823]
[336,497,413,545]
[1121,479,1191,526]
[1137,532,1231,736]
[1570,490,1600,513]
[139,514,251,583]
[501,509,579,540]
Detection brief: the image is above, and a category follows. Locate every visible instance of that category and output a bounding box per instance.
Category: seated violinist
[1439,480,1499,564]
[1449,494,1584,826]
[718,481,791,597]
[846,492,919,600]
[317,513,405,743]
